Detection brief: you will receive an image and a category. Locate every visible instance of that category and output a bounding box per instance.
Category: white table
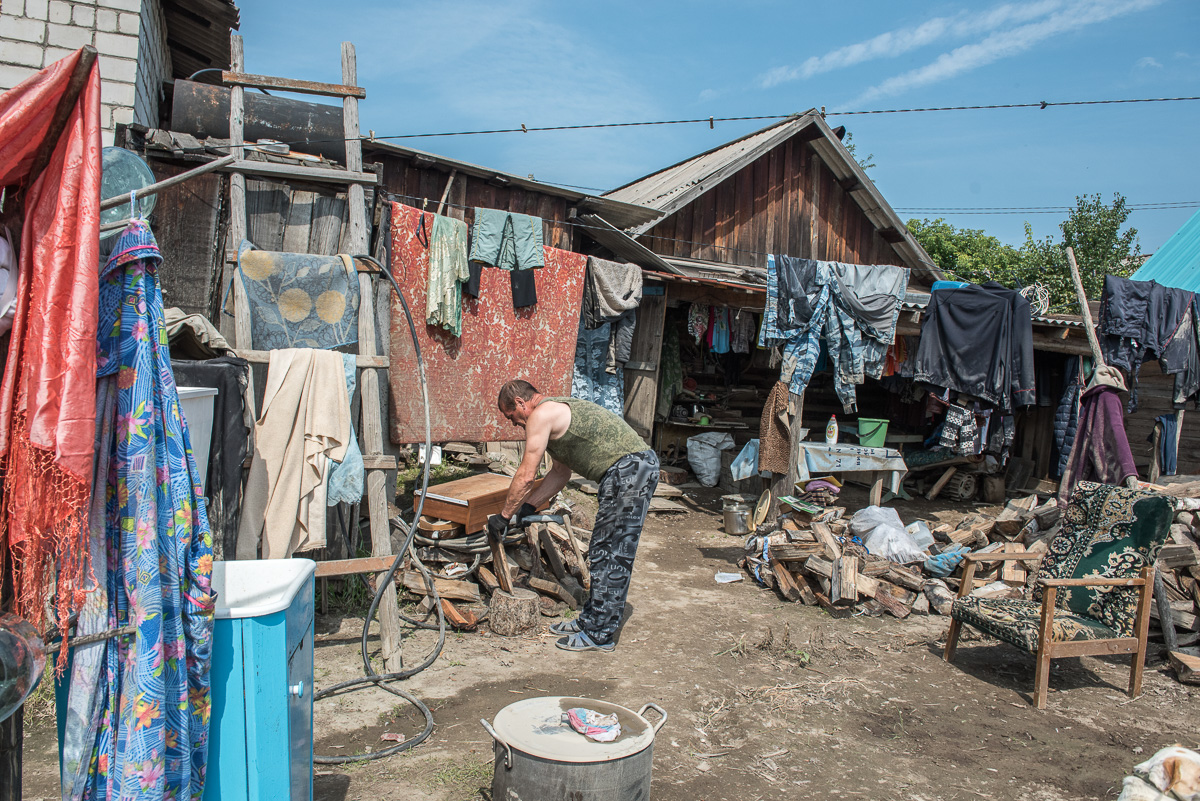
[796,442,908,506]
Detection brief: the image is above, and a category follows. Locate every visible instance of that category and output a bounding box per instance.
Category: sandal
[555,631,615,652]
[549,618,581,636]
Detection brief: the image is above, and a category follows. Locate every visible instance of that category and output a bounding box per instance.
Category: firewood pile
[739,481,1200,682]
[391,505,591,635]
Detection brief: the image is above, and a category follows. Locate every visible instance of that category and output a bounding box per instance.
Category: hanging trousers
[581,450,659,644]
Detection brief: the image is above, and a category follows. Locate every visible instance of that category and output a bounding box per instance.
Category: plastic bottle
[825,415,838,445]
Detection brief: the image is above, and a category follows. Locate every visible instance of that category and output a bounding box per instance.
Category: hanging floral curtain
[73,222,214,800]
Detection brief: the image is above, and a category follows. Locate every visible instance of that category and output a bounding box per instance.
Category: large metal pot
[481,696,667,801]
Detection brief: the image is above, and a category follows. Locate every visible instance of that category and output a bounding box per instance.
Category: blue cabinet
[207,559,316,801]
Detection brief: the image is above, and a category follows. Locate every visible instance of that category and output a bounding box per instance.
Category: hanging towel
[758,381,792,475]
[572,319,624,415]
[426,214,470,336]
[710,307,731,354]
[235,245,361,350]
[731,310,755,354]
[87,221,215,799]
[237,349,351,559]
[469,207,544,270]
[327,353,365,505]
[582,256,642,328]
[1057,385,1138,507]
[688,303,710,343]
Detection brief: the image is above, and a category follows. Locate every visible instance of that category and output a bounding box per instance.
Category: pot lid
[490,696,656,763]
[754,489,772,528]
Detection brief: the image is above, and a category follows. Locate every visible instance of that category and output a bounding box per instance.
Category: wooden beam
[223,159,378,186]
[401,571,480,602]
[230,349,387,367]
[100,154,236,211]
[221,70,366,98]
[314,555,397,577]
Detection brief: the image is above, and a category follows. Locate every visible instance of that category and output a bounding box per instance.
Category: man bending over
[489,380,659,652]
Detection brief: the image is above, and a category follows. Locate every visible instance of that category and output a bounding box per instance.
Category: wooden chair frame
[943,552,1156,709]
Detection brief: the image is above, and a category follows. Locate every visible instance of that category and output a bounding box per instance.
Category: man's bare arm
[500,409,553,518]
[522,459,571,510]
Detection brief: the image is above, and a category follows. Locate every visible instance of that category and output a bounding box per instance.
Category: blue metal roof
[1131,208,1200,292]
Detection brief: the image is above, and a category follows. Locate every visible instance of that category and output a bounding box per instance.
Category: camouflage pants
[581,449,659,644]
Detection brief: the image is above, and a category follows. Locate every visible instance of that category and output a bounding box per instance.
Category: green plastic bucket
[857,418,888,448]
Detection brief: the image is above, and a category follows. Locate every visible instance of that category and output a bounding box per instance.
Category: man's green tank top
[542,397,647,482]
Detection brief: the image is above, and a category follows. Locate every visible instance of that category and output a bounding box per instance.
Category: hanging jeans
[581,450,659,645]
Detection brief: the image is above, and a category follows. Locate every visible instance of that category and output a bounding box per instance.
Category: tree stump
[488,588,540,636]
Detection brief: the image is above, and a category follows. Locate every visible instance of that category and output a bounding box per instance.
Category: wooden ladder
[221,35,403,671]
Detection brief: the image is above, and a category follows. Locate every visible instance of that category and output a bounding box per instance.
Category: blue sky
[239,0,1199,252]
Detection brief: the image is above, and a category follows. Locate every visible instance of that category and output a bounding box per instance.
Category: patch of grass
[715,634,748,658]
[426,757,493,800]
[396,460,476,507]
[24,660,58,724]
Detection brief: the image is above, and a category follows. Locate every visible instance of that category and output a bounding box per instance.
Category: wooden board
[622,292,666,438]
[413,473,544,533]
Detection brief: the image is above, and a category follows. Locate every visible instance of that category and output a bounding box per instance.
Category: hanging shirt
[426,214,470,336]
[710,307,731,353]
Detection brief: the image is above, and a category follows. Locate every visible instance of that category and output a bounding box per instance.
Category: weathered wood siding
[1124,362,1200,476]
[375,155,576,251]
[638,133,903,269]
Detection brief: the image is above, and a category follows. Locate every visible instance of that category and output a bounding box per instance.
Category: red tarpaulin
[0,48,101,628]
[388,202,586,443]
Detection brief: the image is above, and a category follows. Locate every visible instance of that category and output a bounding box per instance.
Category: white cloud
[758,0,1067,87]
[847,0,1161,106]
[1135,56,1163,68]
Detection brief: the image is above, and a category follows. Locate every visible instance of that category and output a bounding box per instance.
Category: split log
[1167,651,1200,685]
[1158,545,1200,570]
[476,565,501,593]
[401,571,480,602]
[770,560,803,602]
[884,564,926,592]
[439,599,478,630]
[768,542,825,561]
[811,522,842,560]
[1000,543,1029,585]
[922,579,956,615]
[992,496,1039,539]
[926,466,957,501]
[488,588,541,636]
[872,583,914,619]
[528,576,579,610]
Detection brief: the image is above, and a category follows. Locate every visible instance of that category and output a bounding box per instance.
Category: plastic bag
[730,439,760,481]
[851,506,926,563]
[687,432,735,487]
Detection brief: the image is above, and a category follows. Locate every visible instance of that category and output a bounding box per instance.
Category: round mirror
[100,146,158,239]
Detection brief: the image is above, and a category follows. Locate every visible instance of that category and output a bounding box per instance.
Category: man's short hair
[497,380,538,411]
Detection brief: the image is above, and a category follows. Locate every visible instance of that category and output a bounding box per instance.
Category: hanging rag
[582,256,642,328]
[1057,384,1138,507]
[710,307,731,354]
[426,213,470,336]
[87,220,215,799]
[163,307,232,359]
[656,325,683,422]
[688,303,710,343]
[731,310,755,354]
[1098,275,1199,412]
[1150,414,1178,476]
[171,356,251,561]
[237,349,351,559]
[0,49,101,633]
[912,282,1036,412]
[469,207,544,270]
[758,381,792,475]
[326,353,365,505]
[235,245,361,350]
[1052,356,1084,478]
[572,318,624,416]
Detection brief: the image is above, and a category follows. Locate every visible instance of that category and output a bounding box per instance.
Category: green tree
[1020,193,1141,311]
[908,193,1141,313]
[843,131,875,172]
[905,217,1024,286]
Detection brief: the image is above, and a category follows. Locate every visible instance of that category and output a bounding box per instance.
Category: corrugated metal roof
[362,141,661,231]
[604,115,805,213]
[1131,208,1200,292]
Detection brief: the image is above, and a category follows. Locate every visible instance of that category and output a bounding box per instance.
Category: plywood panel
[623,293,667,438]
[387,202,586,443]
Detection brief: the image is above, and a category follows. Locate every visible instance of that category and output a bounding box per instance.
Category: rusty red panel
[388,202,586,443]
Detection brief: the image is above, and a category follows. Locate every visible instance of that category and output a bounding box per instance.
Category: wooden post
[343,41,403,672]
[223,35,249,344]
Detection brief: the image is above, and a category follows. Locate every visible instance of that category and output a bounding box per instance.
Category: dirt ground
[21,484,1200,801]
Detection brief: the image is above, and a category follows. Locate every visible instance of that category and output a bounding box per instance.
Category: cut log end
[488,588,541,636]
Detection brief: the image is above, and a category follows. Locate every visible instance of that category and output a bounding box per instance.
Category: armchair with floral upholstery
[943,481,1173,709]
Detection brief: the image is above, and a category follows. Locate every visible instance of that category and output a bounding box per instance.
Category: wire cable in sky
[272,95,1200,148]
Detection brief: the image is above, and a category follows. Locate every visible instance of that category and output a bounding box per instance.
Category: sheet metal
[1132,207,1200,293]
[387,202,586,443]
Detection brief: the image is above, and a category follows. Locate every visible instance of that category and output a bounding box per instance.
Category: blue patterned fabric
[326,353,364,505]
[89,222,214,800]
[573,318,624,416]
[236,242,360,350]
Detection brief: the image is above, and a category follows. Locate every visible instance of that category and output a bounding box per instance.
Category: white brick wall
[0,0,165,144]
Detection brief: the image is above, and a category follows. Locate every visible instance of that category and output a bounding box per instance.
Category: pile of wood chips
[740,480,1200,686]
